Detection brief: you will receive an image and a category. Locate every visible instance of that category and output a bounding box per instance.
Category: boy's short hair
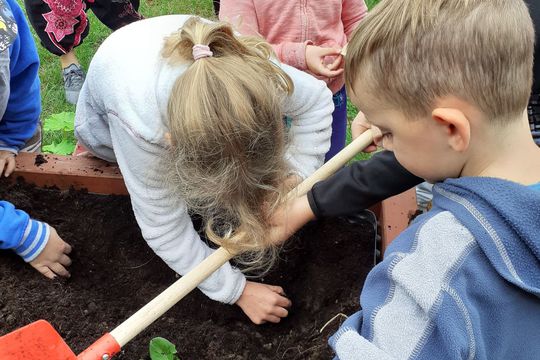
[345,0,534,123]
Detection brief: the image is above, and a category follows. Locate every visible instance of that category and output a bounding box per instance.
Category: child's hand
[29,226,72,279]
[236,281,292,324]
[0,150,16,177]
[351,111,382,152]
[305,45,344,78]
[267,195,315,246]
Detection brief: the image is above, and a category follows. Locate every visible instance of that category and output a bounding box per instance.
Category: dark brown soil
[0,179,374,359]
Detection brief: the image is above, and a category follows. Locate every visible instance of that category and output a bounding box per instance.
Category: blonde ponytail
[163,17,294,274]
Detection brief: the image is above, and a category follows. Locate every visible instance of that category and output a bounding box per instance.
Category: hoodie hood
[434,177,540,297]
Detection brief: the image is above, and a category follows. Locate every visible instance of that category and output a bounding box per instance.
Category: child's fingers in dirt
[36,265,56,279]
[265,315,282,323]
[59,254,72,266]
[274,294,292,309]
[270,285,285,295]
[50,263,70,278]
[273,306,289,318]
[62,242,73,254]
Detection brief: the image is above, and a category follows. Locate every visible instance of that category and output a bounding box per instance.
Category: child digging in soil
[74,15,333,325]
[269,0,540,358]
[0,0,71,279]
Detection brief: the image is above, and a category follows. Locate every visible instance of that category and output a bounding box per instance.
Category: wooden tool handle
[108,130,374,348]
[109,247,234,347]
[292,130,374,197]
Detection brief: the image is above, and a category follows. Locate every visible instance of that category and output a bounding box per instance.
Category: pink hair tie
[192,44,213,61]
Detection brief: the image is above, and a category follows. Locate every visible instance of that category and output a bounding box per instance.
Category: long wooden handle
[109,130,374,347]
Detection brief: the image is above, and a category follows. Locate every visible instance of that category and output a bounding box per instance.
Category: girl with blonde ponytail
[74,15,333,324]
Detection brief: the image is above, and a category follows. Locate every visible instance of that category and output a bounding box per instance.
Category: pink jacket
[219,0,368,94]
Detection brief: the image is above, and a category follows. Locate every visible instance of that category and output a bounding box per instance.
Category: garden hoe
[0,130,375,360]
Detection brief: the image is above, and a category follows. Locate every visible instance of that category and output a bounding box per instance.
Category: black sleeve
[307,150,423,218]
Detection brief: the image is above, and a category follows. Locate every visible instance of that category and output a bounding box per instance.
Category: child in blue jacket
[269,0,540,358]
[0,0,71,279]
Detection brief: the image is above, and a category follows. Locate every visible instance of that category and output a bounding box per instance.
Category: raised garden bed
[0,152,418,359]
[0,176,375,359]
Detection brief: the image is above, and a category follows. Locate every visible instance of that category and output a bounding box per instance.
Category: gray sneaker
[62,63,85,105]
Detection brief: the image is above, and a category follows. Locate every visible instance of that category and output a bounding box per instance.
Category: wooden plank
[11,152,128,195]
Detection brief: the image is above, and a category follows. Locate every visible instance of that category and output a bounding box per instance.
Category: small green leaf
[149,337,179,360]
[43,112,75,132]
[42,138,76,155]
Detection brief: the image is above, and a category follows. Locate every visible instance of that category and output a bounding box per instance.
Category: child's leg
[23,0,89,105]
[213,0,220,16]
[22,0,89,56]
[324,86,347,161]
[59,49,79,69]
[87,0,142,31]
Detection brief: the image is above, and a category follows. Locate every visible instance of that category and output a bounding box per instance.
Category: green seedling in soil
[149,337,180,360]
[42,111,77,155]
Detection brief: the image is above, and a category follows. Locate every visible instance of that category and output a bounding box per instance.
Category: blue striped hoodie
[0,0,47,262]
[0,0,41,154]
[0,201,49,262]
[330,177,540,360]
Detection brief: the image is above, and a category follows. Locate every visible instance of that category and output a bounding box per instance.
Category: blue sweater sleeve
[0,200,49,262]
[0,0,40,153]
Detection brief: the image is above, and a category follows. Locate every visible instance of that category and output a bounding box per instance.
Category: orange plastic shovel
[0,131,374,360]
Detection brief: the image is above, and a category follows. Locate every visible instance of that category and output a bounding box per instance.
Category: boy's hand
[267,195,315,246]
[351,111,382,152]
[29,226,72,279]
[0,150,16,177]
[236,281,292,324]
[305,45,344,78]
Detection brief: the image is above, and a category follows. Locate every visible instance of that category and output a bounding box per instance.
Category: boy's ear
[431,108,471,152]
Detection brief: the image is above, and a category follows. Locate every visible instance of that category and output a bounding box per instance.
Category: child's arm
[268,194,314,246]
[267,152,422,245]
[0,201,71,278]
[0,0,41,159]
[342,0,369,40]
[308,151,422,218]
[280,63,334,178]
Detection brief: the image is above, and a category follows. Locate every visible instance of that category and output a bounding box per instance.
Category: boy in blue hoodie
[0,0,71,279]
[268,0,540,358]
